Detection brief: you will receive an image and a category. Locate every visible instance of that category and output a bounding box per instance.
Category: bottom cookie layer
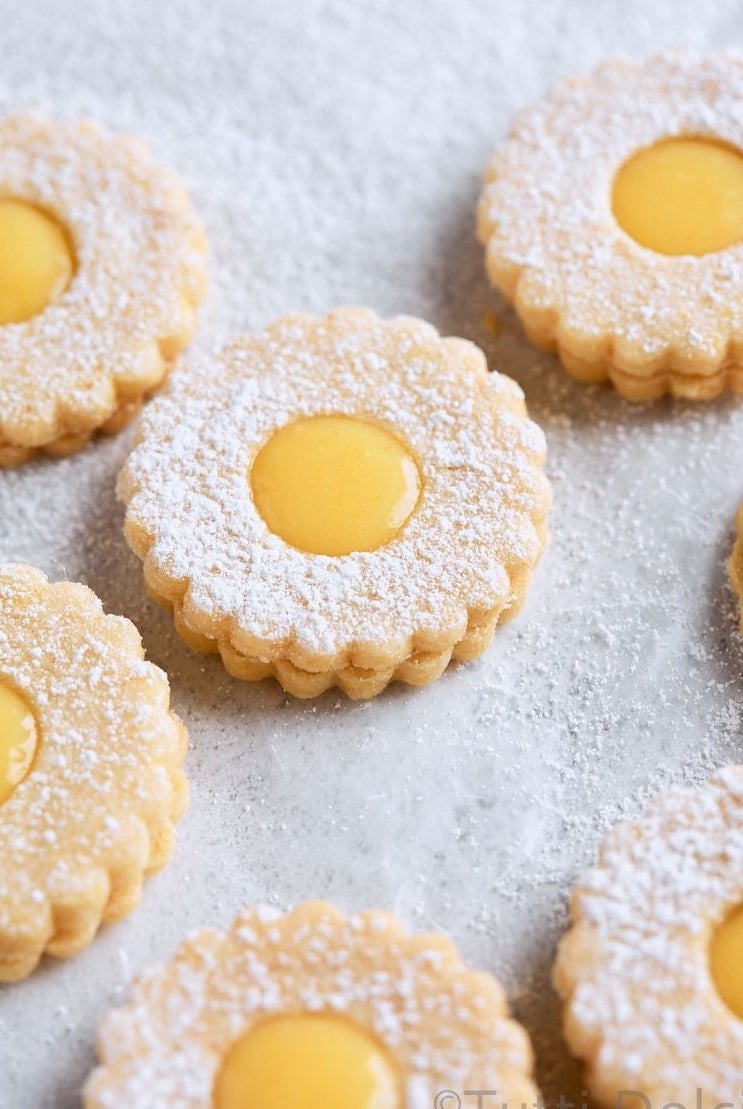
[151,579,536,700]
[559,351,743,403]
[524,324,743,402]
[0,396,144,468]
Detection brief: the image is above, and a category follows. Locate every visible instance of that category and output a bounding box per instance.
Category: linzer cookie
[0,113,207,465]
[554,767,743,1109]
[118,307,551,700]
[478,53,743,401]
[84,900,540,1109]
[0,564,188,981]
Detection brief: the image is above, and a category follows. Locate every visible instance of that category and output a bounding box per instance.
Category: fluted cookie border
[0,564,188,981]
[162,588,532,700]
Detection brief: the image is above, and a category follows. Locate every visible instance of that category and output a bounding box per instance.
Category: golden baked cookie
[0,113,207,466]
[0,563,188,981]
[554,766,743,1109]
[478,52,743,401]
[119,307,551,700]
[729,504,743,629]
[84,900,540,1109]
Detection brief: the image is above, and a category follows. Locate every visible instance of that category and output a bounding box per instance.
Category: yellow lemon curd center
[0,681,38,805]
[213,1013,402,1109]
[250,415,422,557]
[0,199,74,324]
[612,137,743,256]
[710,903,743,1020]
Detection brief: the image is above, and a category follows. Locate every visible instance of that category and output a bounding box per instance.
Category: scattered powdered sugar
[0,2,743,1106]
[119,310,550,664]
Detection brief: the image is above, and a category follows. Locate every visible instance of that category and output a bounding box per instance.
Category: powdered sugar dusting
[1,1,743,1105]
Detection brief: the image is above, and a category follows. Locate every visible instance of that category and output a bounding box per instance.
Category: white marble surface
[1,0,742,1105]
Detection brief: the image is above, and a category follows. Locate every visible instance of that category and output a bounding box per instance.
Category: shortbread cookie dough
[84,900,540,1109]
[554,766,743,1109]
[119,307,551,699]
[729,504,743,629]
[0,564,188,981]
[478,52,743,401]
[0,113,207,465]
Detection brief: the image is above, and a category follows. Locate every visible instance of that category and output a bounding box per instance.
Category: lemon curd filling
[213,1013,402,1109]
[710,904,743,1020]
[0,681,38,805]
[250,415,422,557]
[0,199,74,324]
[612,137,743,256]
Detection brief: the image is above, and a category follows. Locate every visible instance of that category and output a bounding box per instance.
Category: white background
[0,1,742,1105]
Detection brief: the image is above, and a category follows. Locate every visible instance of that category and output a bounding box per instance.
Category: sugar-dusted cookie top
[84,900,540,1109]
